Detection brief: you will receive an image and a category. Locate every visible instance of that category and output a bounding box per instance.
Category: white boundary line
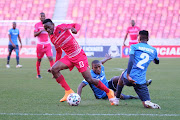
[0,113,180,116]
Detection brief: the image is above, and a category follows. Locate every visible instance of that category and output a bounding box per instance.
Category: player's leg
[45,44,54,67]
[81,68,115,105]
[52,56,75,102]
[134,84,161,109]
[36,44,44,78]
[15,45,22,68]
[108,76,138,100]
[6,45,13,68]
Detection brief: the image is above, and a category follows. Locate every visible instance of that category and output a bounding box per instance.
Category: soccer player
[34,12,54,78]
[43,19,116,105]
[77,54,152,100]
[113,30,161,109]
[6,22,22,68]
[123,20,140,46]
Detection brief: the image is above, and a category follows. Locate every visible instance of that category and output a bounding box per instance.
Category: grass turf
[0,58,180,120]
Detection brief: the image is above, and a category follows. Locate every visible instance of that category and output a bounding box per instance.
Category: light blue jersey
[82,65,109,99]
[8,28,19,45]
[123,43,159,84]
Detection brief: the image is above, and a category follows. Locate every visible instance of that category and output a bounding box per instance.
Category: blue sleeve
[82,79,89,85]
[154,49,159,60]
[8,29,11,35]
[129,45,135,55]
[101,65,104,71]
[127,54,134,74]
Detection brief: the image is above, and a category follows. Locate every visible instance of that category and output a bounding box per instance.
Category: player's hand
[12,44,16,48]
[71,28,77,34]
[127,75,136,85]
[20,44,22,48]
[105,53,112,60]
[123,43,126,46]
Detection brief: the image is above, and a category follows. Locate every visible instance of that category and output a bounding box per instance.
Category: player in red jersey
[34,13,54,78]
[123,20,141,46]
[43,19,116,105]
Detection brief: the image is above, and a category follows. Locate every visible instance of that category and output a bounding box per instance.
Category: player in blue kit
[6,22,22,68]
[77,54,152,100]
[112,30,161,109]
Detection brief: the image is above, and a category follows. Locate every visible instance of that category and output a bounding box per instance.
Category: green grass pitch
[0,58,180,120]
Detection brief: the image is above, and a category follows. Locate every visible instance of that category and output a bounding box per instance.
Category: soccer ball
[67,93,81,106]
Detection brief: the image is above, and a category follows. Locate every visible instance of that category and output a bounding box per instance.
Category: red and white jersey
[34,22,50,44]
[50,23,81,58]
[126,26,140,43]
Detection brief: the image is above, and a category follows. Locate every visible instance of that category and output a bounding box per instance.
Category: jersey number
[136,53,149,69]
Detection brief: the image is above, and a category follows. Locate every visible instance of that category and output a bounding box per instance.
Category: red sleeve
[60,23,81,32]
[55,47,62,62]
[34,23,39,32]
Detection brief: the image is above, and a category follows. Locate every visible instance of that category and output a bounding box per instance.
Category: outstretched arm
[100,54,112,64]
[61,23,81,34]
[77,82,87,97]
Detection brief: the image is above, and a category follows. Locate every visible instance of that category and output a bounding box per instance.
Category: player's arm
[126,54,136,84]
[8,33,16,48]
[18,34,22,48]
[123,32,128,46]
[100,53,112,64]
[77,82,87,97]
[55,47,62,62]
[34,29,45,37]
[61,23,81,34]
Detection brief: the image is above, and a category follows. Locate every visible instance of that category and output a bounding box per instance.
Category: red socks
[50,60,54,67]
[95,80,110,93]
[56,75,71,91]
[36,61,41,75]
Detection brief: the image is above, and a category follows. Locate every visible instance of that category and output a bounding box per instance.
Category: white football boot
[6,64,10,68]
[145,101,161,109]
[16,64,22,68]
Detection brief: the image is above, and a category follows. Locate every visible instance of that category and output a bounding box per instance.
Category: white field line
[0,113,180,116]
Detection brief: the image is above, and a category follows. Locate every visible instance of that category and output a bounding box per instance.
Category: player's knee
[85,78,94,84]
[48,56,53,61]
[51,66,59,74]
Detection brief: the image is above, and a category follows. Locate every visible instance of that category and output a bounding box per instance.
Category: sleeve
[82,79,89,85]
[129,45,135,55]
[8,29,11,35]
[127,54,134,74]
[34,23,39,32]
[61,23,81,32]
[154,49,159,60]
[55,47,62,62]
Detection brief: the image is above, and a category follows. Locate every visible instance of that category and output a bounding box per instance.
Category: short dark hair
[139,30,149,36]
[92,60,100,66]
[139,30,149,41]
[40,12,45,15]
[43,19,53,24]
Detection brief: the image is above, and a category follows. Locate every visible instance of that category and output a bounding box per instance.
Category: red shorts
[36,43,53,59]
[129,42,138,46]
[59,49,89,73]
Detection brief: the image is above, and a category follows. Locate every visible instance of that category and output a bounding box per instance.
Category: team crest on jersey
[59,31,61,34]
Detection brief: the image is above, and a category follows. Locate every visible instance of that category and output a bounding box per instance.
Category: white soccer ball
[67,93,81,106]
